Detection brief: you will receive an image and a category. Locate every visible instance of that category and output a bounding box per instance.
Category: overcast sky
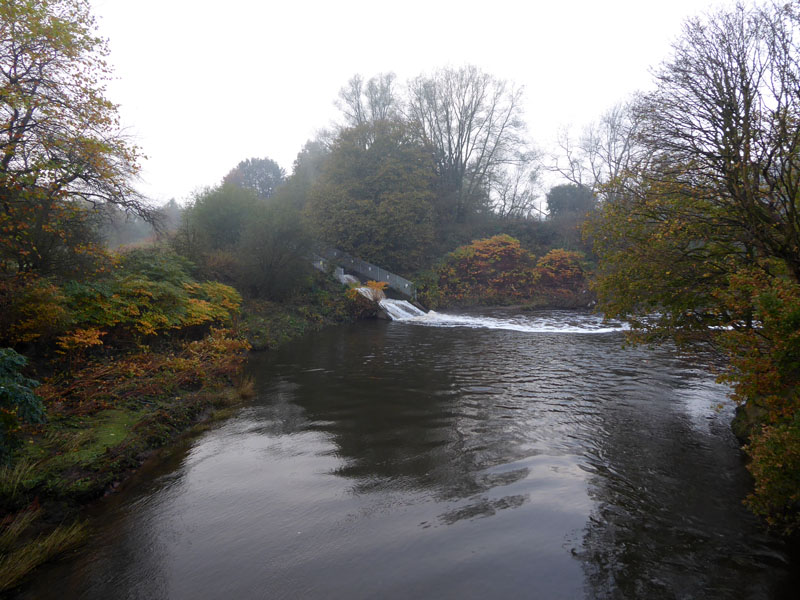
[90,0,733,204]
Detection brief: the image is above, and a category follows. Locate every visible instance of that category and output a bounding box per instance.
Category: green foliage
[223,157,285,200]
[181,184,260,255]
[0,196,110,278]
[117,246,194,286]
[546,184,595,218]
[0,246,240,359]
[60,271,240,343]
[0,517,87,592]
[237,196,313,300]
[586,0,800,530]
[745,415,800,535]
[0,348,45,463]
[585,178,742,338]
[0,276,69,346]
[307,120,436,274]
[173,183,314,300]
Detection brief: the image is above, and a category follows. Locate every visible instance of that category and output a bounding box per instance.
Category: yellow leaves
[56,327,105,353]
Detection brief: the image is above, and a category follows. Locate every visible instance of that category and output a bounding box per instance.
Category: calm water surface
[20,310,799,599]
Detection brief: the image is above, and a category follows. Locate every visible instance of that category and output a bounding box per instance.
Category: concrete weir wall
[314,248,416,300]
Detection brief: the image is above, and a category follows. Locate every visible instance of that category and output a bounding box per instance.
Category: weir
[315,248,417,299]
[378,298,427,320]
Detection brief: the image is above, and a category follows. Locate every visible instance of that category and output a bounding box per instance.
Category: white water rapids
[378,298,628,334]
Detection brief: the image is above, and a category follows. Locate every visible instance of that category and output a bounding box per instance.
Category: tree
[433,234,539,306]
[407,65,531,221]
[175,184,260,279]
[337,72,399,129]
[306,120,436,274]
[275,138,331,211]
[222,157,285,200]
[237,197,312,300]
[552,101,646,200]
[492,163,543,220]
[546,184,596,218]
[0,0,152,276]
[634,1,800,281]
[0,348,44,463]
[589,1,800,532]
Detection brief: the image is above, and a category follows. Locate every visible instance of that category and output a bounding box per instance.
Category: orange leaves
[56,327,105,354]
[535,249,586,291]
[426,236,592,309]
[436,235,539,306]
[38,327,250,416]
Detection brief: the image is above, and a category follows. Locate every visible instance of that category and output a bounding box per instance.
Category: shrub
[0,348,45,463]
[745,416,800,534]
[0,276,69,347]
[434,235,539,306]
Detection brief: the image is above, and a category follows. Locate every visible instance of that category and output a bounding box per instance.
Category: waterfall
[378,298,427,320]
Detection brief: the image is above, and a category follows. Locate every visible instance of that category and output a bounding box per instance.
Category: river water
[19,309,799,599]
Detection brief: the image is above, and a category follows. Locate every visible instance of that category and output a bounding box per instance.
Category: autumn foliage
[422,235,590,308]
[0,247,241,356]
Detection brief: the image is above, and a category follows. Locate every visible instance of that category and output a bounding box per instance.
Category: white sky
[90,0,733,204]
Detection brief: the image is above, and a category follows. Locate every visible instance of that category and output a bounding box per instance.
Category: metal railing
[316,247,416,299]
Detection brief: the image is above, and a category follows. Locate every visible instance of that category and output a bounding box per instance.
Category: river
[18,309,799,599]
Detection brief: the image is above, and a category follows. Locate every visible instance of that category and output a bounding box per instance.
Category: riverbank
[17,308,798,599]
[0,282,353,593]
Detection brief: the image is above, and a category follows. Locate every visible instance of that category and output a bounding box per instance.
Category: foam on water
[379,299,627,334]
[379,298,427,320]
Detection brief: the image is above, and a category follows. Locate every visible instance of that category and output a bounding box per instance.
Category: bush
[236,200,313,300]
[0,348,45,463]
[0,276,69,347]
[745,416,800,534]
[434,234,539,306]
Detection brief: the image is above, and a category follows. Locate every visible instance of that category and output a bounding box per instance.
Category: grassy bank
[0,278,352,594]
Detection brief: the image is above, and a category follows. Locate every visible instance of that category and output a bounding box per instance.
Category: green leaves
[306,121,436,275]
[0,347,44,463]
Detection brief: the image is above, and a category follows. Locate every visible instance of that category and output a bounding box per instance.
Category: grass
[0,460,39,508]
[0,518,88,592]
[237,375,256,399]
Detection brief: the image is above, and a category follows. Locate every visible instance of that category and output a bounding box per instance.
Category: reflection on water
[18,310,799,599]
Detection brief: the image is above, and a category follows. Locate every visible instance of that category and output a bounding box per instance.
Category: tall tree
[492,163,543,220]
[306,120,436,274]
[222,157,285,200]
[337,72,399,129]
[589,1,800,532]
[276,137,331,211]
[553,101,646,201]
[634,1,800,280]
[546,184,595,218]
[407,65,530,221]
[0,0,150,275]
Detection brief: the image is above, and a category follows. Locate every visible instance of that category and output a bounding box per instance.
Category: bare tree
[492,162,544,219]
[552,100,646,201]
[337,72,399,129]
[406,65,530,220]
[636,1,800,279]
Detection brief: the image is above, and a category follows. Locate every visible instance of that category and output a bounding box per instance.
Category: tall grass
[0,519,87,592]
